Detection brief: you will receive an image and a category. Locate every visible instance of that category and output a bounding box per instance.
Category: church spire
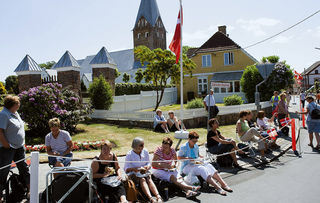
[134,0,162,28]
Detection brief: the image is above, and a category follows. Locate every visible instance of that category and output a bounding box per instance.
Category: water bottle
[164,187,169,201]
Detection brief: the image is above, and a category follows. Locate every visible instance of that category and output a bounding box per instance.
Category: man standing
[270,91,280,111]
[203,89,218,119]
[0,95,30,201]
[300,91,306,108]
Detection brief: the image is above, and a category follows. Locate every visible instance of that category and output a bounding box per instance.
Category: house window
[202,55,212,67]
[221,88,226,93]
[137,33,141,39]
[214,87,220,93]
[198,77,208,95]
[315,70,319,74]
[234,81,240,92]
[224,52,234,65]
[145,32,149,38]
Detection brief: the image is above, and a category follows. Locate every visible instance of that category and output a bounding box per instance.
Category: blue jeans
[48,153,73,167]
[0,147,30,194]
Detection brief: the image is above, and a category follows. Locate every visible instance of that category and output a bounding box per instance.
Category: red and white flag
[280,117,291,127]
[294,70,303,80]
[267,128,278,140]
[169,5,183,64]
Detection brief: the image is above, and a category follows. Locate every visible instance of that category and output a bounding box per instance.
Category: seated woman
[236,111,268,161]
[124,137,162,203]
[152,137,200,198]
[167,111,186,132]
[178,131,232,196]
[91,140,128,203]
[154,109,169,133]
[207,119,246,169]
[246,110,257,128]
[256,111,280,149]
[45,118,73,168]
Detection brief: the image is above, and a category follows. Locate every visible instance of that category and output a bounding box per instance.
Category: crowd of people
[1,89,320,202]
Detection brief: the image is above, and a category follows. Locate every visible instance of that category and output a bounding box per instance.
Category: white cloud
[236,17,280,36]
[168,24,236,46]
[272,35,294,44]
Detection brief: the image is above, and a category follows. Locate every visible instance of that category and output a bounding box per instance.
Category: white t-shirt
[203,94,216,106]
[256,117,269,129]
[45,130,71,155]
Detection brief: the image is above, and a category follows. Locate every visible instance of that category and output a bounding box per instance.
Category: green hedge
[223,95,244,106]
[186,98,204,109]
[115,83,174,96]
[0,94,5,106]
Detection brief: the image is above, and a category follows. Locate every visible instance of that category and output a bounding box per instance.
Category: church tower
[133,0,166,51]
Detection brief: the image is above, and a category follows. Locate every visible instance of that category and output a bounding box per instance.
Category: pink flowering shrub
[19,83,92,135]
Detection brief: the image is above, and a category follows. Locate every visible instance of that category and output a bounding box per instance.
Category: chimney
[218,25,227,35]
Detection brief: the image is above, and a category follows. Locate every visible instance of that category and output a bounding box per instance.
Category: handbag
[311,103,320,119]
[123,179,138,202]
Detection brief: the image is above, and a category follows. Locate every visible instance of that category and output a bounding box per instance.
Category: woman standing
[91,140,128,203]
[152,137,199,198]
[124,137,162,202]
[0,95,30,202]
[296,96,320,149]
[178,131,232,196]
[277,93,289,136]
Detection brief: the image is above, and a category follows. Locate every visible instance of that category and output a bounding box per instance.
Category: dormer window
[145,32,149,38]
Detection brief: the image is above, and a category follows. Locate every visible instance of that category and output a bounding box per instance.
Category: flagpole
[179,0,184,130]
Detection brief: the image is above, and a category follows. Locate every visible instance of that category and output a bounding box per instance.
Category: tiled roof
[89,47,116,66]
[134,0,161,27]
[303,61,320,75]
[53,51,80,69]
[14,55,42,72]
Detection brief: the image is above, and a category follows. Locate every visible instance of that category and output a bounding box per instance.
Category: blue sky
[0,0,319,82]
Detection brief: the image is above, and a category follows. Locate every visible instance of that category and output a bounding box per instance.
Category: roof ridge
[14,55,42,72]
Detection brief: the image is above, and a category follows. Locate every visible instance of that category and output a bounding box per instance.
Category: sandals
[186,190,197,198]
[149,196,157,203]
[216,188,227,196]
[192,186,201,192]
[222,185,233,193]
[156,194,163,202]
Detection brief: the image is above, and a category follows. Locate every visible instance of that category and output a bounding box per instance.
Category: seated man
[45,118,73,167]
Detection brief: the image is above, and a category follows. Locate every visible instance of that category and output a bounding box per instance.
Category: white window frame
[197,76,208,95]
[145,32,149,38]
[137,33,141,39]
[202,55,212,67]
[224,52,234,65]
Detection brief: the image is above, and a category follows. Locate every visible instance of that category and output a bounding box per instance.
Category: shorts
[48,153,73,167]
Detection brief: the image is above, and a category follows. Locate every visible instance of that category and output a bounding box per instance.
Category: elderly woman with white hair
[124,137,162,202]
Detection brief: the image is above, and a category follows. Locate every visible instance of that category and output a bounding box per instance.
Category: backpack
[123,179,138,202]
[311,103,320,119]
[216,154,233,168]
[5,171,28,203]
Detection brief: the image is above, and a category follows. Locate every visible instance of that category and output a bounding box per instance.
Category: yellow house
[180,25,258,103]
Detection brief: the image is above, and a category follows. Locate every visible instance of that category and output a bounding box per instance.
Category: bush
[186,98,204,109]
[0,94,5,106]
[115,83,174,96]
[89,75,113,110]
[266,55,280,63]
[5,75,19,94]
[19,83,92,135]
[223,95,244,106]
[0,82,6,95]
[240,65,264,103]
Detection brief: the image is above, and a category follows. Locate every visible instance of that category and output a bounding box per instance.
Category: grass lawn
[26,123,237,161]
[140,103,225,112]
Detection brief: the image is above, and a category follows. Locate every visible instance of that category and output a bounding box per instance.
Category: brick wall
[57,70,81,95]
[18,74,42,92]
[92,68,115,90]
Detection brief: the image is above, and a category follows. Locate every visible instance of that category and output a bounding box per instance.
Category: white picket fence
[110,87,177,112]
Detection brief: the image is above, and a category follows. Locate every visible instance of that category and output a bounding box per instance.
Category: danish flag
[280,117,291,127]
[169,5,183,64]
[267,128,278,140]
[294,70,303,80]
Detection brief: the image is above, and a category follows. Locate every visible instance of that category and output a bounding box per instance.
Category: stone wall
[57,70,81,95]
[18,74,42,92]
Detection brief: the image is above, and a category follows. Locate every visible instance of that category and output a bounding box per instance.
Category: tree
[135,68,144,83]
[0,82,7,95]
[39,61,56,69]
[5,75,19,94]
[89,75,113,110]
[240,65,264,103]
[122,72,130,83]
[115,68,121,78]
[134,46,195,110]
[182,45,196,55]
[259,62,294,101]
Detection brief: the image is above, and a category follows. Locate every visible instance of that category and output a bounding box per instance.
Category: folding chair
[205,143,218,163]
[236,130,256,157]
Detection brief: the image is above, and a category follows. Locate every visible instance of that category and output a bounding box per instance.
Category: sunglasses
[139,144,144,147]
